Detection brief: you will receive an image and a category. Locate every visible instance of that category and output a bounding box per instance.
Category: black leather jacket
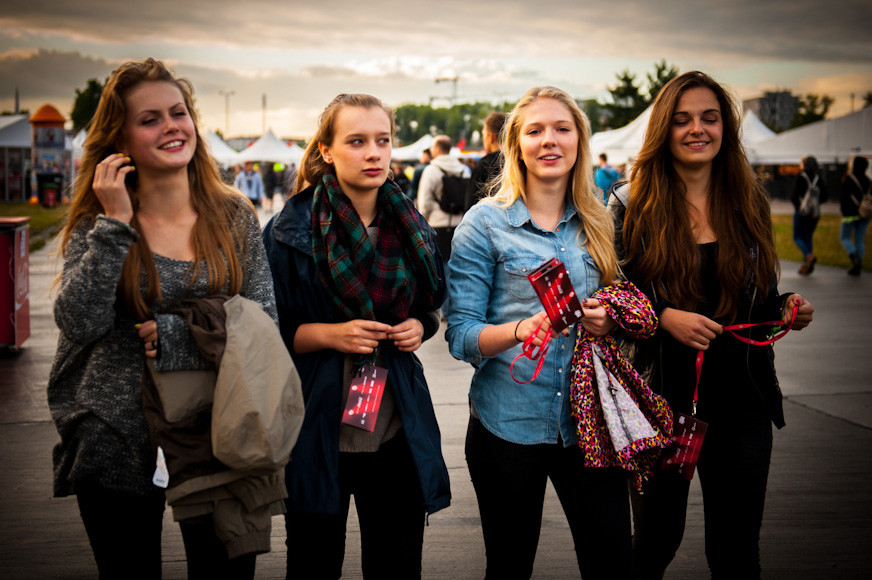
[609,182,789,428]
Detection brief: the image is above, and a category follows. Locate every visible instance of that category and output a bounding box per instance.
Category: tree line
[66,61,872,146]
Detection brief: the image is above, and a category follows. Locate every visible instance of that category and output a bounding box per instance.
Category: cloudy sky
[2,0,870,140]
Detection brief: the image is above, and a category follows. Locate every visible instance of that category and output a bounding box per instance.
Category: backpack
[435,166,468,215]
[848,174,872,219]
[799,173,821,218]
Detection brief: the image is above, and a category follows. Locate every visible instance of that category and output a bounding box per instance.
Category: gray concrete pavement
[1,201,870,578]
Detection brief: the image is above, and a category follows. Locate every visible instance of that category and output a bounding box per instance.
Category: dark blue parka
[262,186,451,516]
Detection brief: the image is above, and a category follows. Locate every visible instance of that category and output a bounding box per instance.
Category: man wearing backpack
[417,135,471,259]
[417,135,471,316]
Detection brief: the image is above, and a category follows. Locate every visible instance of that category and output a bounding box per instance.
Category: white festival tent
[588,106,653,167]
[740,109,776,148]
[588,107,776,168]
[747,108,872,165]
[391,134,434,161]
[236,129,304,165]
[205,131,241,167]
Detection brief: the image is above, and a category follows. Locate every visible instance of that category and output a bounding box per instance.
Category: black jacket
[609,183,790,428]
[261,186,451,515]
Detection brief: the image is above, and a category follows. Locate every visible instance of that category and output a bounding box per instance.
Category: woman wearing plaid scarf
[263,94,449,579]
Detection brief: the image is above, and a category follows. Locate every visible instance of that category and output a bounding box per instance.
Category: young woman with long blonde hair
[446,86,630,579]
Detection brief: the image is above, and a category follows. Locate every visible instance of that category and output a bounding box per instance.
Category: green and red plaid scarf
[312,173,441,328]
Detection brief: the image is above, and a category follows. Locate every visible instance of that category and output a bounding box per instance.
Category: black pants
[284,433,425,579]
[465,416,632,580]
[631,418,773,579]
[76,484,165,579]
[179,515,256,580]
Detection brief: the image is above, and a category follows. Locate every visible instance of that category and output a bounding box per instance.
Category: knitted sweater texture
[48,197,276,497]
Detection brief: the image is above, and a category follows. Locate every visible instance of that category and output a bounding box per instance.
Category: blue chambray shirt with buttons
[445,198,602,447]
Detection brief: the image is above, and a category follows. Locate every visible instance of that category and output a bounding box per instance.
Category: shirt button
[558,368,563,374]
[557,392,562,397]
[560,247,565,252]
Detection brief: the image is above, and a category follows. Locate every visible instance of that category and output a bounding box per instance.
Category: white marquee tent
[588,106,653,167]
[747,108,872,165]
[392,134,434,161]
[588,107,777,167]
[236,129,304,165]
[741,109,776,148]
[205,131,240,167]
[0,114,31,147]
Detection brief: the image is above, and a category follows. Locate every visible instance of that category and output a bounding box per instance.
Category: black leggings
[631,417,773,579]
[284,433,425,579]
[76,484,165,579]
[178,515,256,580]
[465,416,632,580]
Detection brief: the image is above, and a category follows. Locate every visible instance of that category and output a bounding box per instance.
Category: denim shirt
[445,198,602,446]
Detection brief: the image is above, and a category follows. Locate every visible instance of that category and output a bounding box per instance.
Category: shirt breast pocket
[503,254,547,304]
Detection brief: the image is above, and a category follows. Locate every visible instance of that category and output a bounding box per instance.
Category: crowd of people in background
[49,56,870,580]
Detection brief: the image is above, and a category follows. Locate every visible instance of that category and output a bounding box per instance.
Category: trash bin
[0,217,30,349]
[36,173,63,208]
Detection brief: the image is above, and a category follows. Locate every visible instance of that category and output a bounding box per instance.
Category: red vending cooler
[0,217,30,349]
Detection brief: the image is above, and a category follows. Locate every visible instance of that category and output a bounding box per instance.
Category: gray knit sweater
[48,197,277,497]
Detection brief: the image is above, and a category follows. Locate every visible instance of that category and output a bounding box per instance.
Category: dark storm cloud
[1,0,870,63]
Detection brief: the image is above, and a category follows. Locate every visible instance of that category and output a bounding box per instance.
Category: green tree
[394,101,514,147]
[790,93,834,128]
[602,61,680,130]
[577,99,606,134]
[71,78,105,132]
[604,70,646,129]
[646,59,680,103]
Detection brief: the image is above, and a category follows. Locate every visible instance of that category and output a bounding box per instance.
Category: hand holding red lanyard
[691,299,802,414]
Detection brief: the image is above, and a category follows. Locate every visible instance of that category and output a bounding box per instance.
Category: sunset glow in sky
[2,0,870,140]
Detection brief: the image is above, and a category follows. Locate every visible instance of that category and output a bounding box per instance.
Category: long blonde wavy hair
[490,86,619,285]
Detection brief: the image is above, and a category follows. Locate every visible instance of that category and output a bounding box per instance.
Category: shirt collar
[506,197,579,230]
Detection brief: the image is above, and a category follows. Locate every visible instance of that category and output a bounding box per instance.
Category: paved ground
[1,199,869,578]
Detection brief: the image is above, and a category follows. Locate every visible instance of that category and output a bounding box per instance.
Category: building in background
[744,91,799,132]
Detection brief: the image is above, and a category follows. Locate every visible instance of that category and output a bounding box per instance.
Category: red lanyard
[510,318,553,384]
[691,304,798,414]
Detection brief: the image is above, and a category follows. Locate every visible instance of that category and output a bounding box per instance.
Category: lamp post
[219,89,235,135]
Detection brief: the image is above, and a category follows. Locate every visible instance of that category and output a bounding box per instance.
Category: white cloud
[1,1,870,135]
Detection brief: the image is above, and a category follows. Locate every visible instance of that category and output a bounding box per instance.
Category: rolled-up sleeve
[445,208,493,366]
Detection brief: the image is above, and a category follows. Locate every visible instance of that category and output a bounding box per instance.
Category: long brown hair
[60,58,248,320]
[294,93,396,194]
[623,71,778,320]
[491,86,619,285]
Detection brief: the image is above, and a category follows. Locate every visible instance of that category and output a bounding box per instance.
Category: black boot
[848,253,862,276]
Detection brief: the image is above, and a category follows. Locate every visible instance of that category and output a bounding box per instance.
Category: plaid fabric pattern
[312,173,441,327]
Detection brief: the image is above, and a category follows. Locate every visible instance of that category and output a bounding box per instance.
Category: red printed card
[341,365,389,432]
[527,258,584,333]
[660,412,708,481]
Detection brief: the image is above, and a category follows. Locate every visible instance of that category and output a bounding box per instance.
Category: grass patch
[771,214,870,272]
[0,203,70,252]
